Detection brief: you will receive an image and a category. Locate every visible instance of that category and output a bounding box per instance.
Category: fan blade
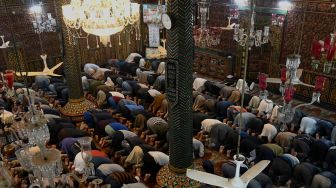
[40,54,47,61]
[50,62,63,72]
[297,81,314,88]
[15,72,44,77]
[266,78,282,84]
[47,73,62,77]
[240,160,270,184]
[187,169,230,188]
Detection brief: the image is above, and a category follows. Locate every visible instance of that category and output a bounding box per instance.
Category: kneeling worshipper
[84,63,100,76]
[92,67,111,81]
[260,123,278,143]
[299,117,318,135]
[125,53,142,64]
[142,151,169,182]
[275,132,297,151]
[207,123,232,149]
[107,130,138,153]
[247,96,261,113]
[193,136,205,158]
[104,171,145,187]
[124,142,155,168]
[148,94,166,114]
[96,163,125,180]
[268,154,300,186]
[232,112,256,131]
[311,171,336,188]
[216,100,234,121]
[240,135,263,162]
[123,104,145,120]
[218,85,236,101]
[146,117,169,143]
[83,109,114,129]
[105,122,129,137]
[73,149,113,179]
[200,119,223,134]
[291,162,320,188]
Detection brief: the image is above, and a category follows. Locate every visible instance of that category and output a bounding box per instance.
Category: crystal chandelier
[9,93,96,187]
[195,0,212,47]
[197,0,210,30]
[62,0,140,36]
[14,105,63,187]
[30,3,57,34]
[233,6,270,48]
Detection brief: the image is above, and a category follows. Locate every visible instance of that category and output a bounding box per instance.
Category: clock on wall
[161,13,172,30]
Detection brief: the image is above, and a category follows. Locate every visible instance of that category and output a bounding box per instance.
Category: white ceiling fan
[187,155,270,188]
[219,17,236,30]
[16,54,63,77]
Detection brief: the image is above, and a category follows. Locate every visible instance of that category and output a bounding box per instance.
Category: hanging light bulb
[30,4,42,14]
[278,1,293,11]
[235,0,248,6]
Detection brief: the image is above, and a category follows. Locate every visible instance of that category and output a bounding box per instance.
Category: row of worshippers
[191,76,336,188]
[0,53,194,187]
[0,53,158,187]
[1,51,336,188]
[77,54,203,186]
[77,55,334,188]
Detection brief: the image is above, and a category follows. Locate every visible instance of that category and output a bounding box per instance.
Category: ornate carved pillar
[156,0,199,187]
[56,0,94,121]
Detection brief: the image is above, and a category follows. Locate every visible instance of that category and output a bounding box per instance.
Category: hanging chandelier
[29,3,57,34]
[62,0,140,36]
[233,6,270,48]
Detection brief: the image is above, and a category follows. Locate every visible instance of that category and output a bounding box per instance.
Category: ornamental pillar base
[60,98,94,122]
[156,165,200,188]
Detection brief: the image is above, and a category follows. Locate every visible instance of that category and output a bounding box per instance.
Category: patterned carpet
[194,149,229,175]
[268,94,336,122]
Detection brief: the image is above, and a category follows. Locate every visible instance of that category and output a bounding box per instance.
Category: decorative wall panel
[281,1,336,68]
[194,48,235,80]
[0,0,153,71]
[280,1,336,109]
[193,0,336,109]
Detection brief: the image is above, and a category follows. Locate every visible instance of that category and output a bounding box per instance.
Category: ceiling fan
[187,155,270,188]
[219,17,236,30]
[16,54,63,77]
